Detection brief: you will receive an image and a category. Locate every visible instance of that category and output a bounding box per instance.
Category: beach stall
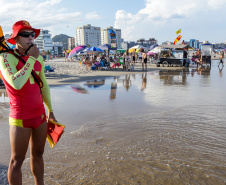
[201,43,212,66]
[157,44,189,67]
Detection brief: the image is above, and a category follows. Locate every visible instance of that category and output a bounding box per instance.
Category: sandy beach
[44,57,184,85]
[1,59,225,185]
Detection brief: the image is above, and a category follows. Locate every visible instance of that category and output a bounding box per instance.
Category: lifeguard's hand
[48,112,58,123]
[29,44,40,59]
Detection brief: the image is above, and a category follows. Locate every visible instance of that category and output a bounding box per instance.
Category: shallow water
[1,61,226,184]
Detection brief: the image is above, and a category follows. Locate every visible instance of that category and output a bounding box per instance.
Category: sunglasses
[18,32,36,38]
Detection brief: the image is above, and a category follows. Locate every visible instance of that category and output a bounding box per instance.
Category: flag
[176,29,181,35]
[173,35,182,45]
[47,120,65,148]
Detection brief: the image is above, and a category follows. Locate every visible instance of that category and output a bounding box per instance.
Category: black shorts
[144,58,147,63]
[132,56,135,61]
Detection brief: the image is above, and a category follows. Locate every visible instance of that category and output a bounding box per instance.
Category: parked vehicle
[157,44,189,67]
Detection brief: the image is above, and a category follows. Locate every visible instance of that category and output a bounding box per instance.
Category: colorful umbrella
[98,44,111,50]
[85,47,104,54]
[47,120,65,148]
[68,45,87,58]
[147,51,156,56]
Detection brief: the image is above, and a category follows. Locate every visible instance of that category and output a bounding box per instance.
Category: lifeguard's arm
[39,56,53,113]
[0,53,35,90]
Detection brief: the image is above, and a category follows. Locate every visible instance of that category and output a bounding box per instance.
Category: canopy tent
[98,44,117,56]
[158,44,189,49]
[128,45,144,53]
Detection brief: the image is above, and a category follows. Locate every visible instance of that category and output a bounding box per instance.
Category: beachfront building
[137,38,157,47]
[101,26,121,48]
[68,37,75,50]
[121,41,136,50]
[75,24,101,47]
[194,40,200,50]
[52,42,64,56]
[34,29,53,53]
[189,39,196,48]
[212,43,226,49]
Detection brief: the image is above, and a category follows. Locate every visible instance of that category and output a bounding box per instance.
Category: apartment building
[101,26,121,48]
[34,29,53,52]
[75,24,101,47]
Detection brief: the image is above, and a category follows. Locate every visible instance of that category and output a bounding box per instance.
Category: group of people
[122,48,148,71]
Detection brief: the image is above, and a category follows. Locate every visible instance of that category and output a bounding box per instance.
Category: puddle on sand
[1,60,226,184]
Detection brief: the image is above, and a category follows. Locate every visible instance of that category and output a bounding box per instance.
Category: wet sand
[1,60,226,184]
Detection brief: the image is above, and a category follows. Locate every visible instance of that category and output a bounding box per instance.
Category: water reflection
[141,73,147,90]
[158,68,189,85]
[71,85,88,94]
[0,88,8,103]
[122,74,131,91]
[84,79,105,88]
[218,66,223,77]
[70,62,224,102]
[196,65,211,76]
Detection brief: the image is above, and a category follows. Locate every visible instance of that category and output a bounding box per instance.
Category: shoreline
[45,57,186,86]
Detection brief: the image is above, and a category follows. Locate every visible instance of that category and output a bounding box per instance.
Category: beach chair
[44,65,55,73]
[100,61,109,70]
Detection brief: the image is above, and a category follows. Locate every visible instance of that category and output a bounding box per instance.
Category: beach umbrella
[68,45,87,58]
[98,44,111,51]
[149,44,158,50]
[85,46,104,54]
[147,51,156,56]
[129,45,144,53]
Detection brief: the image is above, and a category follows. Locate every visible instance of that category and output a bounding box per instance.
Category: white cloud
[208,0,226,9]
[85,12,101,20]
[114,0,226,42]
[0,0,101,36]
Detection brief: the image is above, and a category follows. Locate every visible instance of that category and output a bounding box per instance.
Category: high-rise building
[68,37,75,50]
[189,39,196,48]
[194,40,199,49]
[52,42,64,56]
[101,26,121,48]
[34,29,53,52]
[75,24,101,47]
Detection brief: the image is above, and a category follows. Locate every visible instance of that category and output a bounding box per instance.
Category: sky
[1,0,226,44]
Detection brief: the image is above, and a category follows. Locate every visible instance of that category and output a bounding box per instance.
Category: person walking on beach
[218,51,224,67]
[42,50,46,62]
[141,48,147,71]
[63,50,69,62]
[0,20,57,185]
[132,49,136,65]
[123,49,131,71]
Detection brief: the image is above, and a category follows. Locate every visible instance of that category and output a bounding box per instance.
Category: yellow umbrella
[129,48,136,53]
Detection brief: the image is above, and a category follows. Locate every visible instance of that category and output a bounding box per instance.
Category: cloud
[85,12,101,20]
[207,0,226,9]
[114,0,226,42]
[0,0,101,36]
